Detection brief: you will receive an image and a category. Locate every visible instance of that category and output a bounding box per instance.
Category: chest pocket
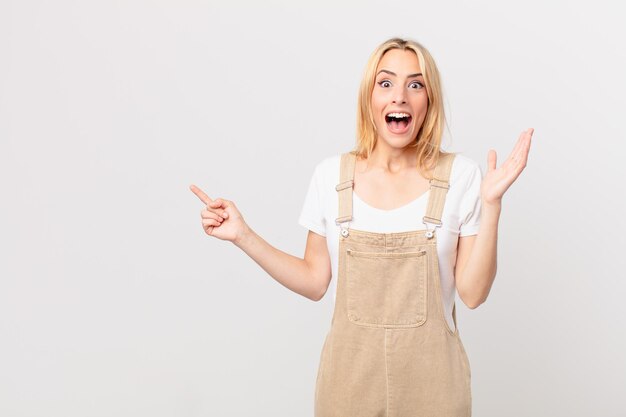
[345,248,428,329]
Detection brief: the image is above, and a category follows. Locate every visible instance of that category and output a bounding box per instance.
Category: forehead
[376,49,421,75]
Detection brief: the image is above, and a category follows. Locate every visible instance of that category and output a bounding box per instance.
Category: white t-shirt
[298,152,483,332]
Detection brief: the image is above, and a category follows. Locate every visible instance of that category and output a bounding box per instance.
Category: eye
[378,80,391,88]
[410,81,424,89]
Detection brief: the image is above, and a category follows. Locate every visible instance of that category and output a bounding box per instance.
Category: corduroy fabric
[315,152,472,417]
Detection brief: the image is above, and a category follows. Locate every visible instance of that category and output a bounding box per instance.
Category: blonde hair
[354,37,449,175]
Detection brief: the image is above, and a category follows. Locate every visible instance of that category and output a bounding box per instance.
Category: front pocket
[345,248,427,328]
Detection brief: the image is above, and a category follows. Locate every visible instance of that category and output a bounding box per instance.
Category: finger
[514,129,533,166]
[214,207,228,218]
[208,198,227,209]
[509,131,528,162]
[190,184,212,205]
[524,128,533,153]
[516,128,533,155]
[203,218,222,227]
[201,210,224,222]
[207,200,229,219]
[203,224,214,235]
[487,149,497,172]
[200,206,228,220]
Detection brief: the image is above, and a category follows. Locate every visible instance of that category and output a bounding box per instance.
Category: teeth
[387,112,410,118]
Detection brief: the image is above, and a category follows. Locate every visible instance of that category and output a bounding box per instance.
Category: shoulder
[310,152,343,182]
[302,153,342,203]
[315,153,342,172]
[449,153,482,185]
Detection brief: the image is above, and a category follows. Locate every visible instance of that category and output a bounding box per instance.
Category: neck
[363,141,418,174]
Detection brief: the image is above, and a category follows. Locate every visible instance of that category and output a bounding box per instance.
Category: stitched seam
[385,329,389,417]
[347,250,426,258]
[343,241,436,248]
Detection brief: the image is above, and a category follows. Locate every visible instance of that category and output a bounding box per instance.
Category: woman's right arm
[235,227,331,302]
[190,184,332,301]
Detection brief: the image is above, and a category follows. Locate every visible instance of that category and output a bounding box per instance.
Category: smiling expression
[371,49,429,149]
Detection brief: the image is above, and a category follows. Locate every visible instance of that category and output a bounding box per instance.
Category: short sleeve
[458,163,482,237]
[298,162,327,237]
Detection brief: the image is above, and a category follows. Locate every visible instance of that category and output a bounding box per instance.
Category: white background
[1,1,625,416]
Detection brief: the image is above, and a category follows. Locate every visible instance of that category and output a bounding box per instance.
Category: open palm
[481,128,534,204]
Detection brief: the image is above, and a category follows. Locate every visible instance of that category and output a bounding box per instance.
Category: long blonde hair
[354,37,448,174]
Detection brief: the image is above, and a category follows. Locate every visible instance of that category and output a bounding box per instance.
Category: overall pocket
[345,248,427,328]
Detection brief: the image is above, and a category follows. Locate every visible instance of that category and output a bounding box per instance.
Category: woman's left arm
[455,128,534,309]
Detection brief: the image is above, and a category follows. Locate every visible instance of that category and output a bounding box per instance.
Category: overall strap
[335,152,357,225]
[335,151,456,236]
[423,152,456,228]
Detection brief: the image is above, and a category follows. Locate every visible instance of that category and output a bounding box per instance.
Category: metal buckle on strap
[422,217,442,239]
[335,218,351,238]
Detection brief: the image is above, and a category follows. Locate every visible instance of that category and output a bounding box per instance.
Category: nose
[392,85,407,104]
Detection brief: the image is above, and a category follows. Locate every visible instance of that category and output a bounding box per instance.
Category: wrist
[481,198,502,219]
[481,196,502,208]
[233,223,253,248]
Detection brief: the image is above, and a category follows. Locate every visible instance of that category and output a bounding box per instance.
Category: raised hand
[189,184,248,243]
[481,128,534,205]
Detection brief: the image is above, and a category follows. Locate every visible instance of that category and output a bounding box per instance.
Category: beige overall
[314,151,472,417]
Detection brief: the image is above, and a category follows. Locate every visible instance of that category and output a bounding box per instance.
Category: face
[371,49,428,150]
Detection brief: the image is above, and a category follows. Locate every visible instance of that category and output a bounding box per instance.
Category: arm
[454,201,501,309]
[234,227,332,302]
[190,185,332,302]
[190,155,331,301]
[454,128,534,309]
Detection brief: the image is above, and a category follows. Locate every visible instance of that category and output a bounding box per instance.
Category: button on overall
[314,152,472,417]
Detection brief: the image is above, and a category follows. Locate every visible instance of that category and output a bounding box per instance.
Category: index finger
[189,184,212,205]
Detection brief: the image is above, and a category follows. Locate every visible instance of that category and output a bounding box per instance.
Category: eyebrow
[377,69,423,78]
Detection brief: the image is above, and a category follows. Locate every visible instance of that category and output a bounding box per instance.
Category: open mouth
[385,112,412,134]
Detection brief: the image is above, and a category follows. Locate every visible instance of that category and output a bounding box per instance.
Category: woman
[190,37,533,416]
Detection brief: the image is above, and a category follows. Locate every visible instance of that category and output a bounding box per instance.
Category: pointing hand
[189,184,248,243]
